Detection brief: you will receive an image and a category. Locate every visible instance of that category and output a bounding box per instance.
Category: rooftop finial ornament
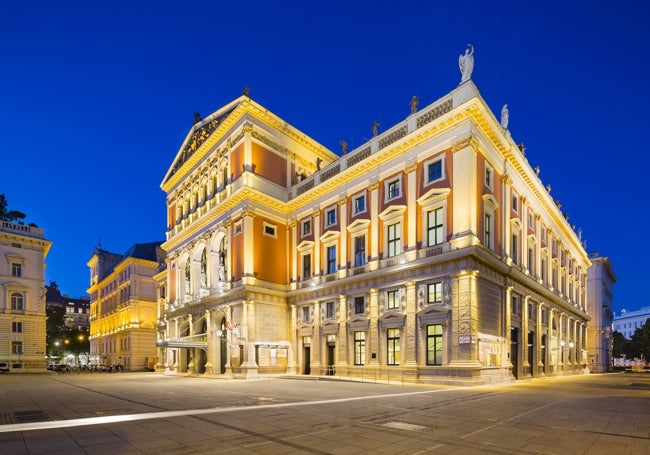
[459,44,474,84]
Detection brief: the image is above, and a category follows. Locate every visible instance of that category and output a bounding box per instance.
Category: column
[290,220,298,286]
[504,286,512,368]
[287,304,298,374]
[449,270,481,367]
[369,181,379,271]
[368,288,380,366]
[338,198,348,277]
[536,303,544,376]
[403,281,418,367]
[522,295,530,377]
[337,295,349,368]
[406,162,418,259]
[242,208,255,283]
[313,210,321,278]
[204,310,213,375]
[311,301,321,374]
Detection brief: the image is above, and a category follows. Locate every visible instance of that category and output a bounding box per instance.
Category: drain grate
[14,410,50,423]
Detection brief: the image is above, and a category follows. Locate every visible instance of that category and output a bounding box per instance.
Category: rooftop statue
[410,95,419,114]
[372,120,380,137]
[501,104,509,129]
[459,44,474,84]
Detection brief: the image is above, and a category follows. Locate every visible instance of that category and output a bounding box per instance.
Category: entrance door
[303,347,311,375]
[326,344,335,375]
[220,332,227,374]
[510,327,519,379]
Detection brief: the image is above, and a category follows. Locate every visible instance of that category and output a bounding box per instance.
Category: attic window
[263,222,277,238]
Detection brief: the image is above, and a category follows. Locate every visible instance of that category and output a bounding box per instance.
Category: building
[87,242,163,371]
[613,307,650,339]
[157,73,591,385]
[586,252,616,373]
[46,282,91,330]
[0,220,52,372]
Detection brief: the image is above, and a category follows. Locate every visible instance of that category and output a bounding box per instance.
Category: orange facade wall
[231,221,244,282]
[253,217,288,284]
[231,144,244,181]
[252,142,287,187]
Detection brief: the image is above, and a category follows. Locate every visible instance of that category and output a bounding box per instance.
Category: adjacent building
[586,252,616,373]
[613,307,650,339]
[46,281,91,330]
[156,76,591,385]
[0,221,52,372]
[87,242,163,371]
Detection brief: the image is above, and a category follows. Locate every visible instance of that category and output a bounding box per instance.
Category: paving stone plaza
[0,372,648,454]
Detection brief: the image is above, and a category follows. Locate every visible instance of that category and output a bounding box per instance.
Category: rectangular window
[11,341,23,355]
[12,321,23,333]
[353,195,366,214]
[528,247,535,275]
[302,254,311,280]
[11,263,22,277]
[512,233,518,264]
[263,223,276,237]
[354,296,365,315]
[387,223,401,257]
[427,160,442,182]
[484,213,492,249]
[387,179,400,199]
[427,325,443,366]
[512,194,518,212]
[354,332,366,365]
[387,290,399,310]
[326,301,336,319]
[302,219,311,236]
[427,282,442,305]
[485,166,492,188]
[326,209,336,227]
[541,258,547,283]
[11,293,23,311]
[427,208,444,246]
[302,306,310,322]
[387,328,400,365]
[327,245,337,274]
[354,235,366,267]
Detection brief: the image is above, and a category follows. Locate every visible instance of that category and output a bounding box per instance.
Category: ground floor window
[354,332,366,365]
[387,328,400,365]
[426,325,443,365]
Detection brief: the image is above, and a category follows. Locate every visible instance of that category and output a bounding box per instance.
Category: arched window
[218,237,227,283]
[11,292,24,311]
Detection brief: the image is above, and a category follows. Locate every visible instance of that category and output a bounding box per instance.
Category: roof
[123,241,165,262]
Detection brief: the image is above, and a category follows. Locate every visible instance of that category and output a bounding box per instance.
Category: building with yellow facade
[0,220,51,373]
[157,75,591,385]
[87,242,162,371]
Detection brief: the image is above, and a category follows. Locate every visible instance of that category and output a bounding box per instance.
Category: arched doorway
[219,319,227,374]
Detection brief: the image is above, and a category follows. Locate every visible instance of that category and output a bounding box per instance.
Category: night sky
[1,1,647,314]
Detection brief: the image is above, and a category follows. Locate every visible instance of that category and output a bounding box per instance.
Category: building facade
[586,253,616,373]
[0,221,51,372]
[46,282,90,330]
[613,307,650,339]
[87,242,162,371]
[157,79,591,385]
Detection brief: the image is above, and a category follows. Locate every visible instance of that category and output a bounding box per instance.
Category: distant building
[613,307,650,339]
[46,282,90,330]
[156,78,591,385]
[0,221,52,372]
[87,242,163,371]
[586,253,616,373]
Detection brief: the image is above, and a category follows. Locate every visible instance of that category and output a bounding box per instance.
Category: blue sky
[1,1,647,313]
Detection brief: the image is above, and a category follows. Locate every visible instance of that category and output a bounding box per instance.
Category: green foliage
[612,330,629,358]
[0,194,27,222]
[629,319,650,361]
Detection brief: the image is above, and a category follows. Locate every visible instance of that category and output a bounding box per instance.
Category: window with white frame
[427,159,443,183]
[301,219,311,237]
[387,290,399,310]
[325,208,337,227]
[512,232,519,265]
[263,222,277,238]
[485,213,492,249]
[326,301,336,319]
[302,253,311,280]
[387,328,400,365]
[10,292,24,311]
[427,207,444,246]
[354,235,366,267]
[326,245,337,274]
[485,164,493,189]
[386,177,401,201]
[354,332,366,365]
[427,282,442,305]
[528,246,535,276]
[353,194,366,215]
[387,222,401,257]
[427,325,443,366]
[512,193,519,213]
[11,263,22,277]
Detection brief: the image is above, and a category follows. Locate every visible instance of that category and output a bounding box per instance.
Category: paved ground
[0,371,648,454]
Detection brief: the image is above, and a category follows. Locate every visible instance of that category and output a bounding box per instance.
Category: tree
[612,330,629,359]
[0,193,27,222]
[629,319,650,362]
[46,305,67,363]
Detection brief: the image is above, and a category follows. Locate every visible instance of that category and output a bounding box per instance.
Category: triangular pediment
[162,102,241,186]
[417,187,451,207]
[378,205,406,221]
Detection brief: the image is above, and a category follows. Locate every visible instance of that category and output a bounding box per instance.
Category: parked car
[0,362,9,373]
[53,364,71,373]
